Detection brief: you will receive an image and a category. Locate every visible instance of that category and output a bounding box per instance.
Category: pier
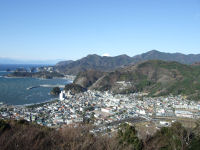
[27,85,65,90]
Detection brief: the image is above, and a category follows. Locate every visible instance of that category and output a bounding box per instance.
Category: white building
[175,110,193,118]
[59,91,65,100]
[101,108,113,114]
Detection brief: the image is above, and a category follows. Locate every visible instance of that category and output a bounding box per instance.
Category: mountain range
[55,54,133,74]
[74,60,200,100]
[55,50,200,75]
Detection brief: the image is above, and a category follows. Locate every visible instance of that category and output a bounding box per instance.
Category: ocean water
[0,64,69,105]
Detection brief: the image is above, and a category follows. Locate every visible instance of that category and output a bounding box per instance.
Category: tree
[188,119,200,150]
[51,87,61,95]
[144,122,190,150]
[117,123,143,150]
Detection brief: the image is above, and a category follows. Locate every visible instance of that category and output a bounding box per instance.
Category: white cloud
[102,53,110,57]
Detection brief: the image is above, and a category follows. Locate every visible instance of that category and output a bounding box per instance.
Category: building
[175,110,193,118]
[59,91,65,101]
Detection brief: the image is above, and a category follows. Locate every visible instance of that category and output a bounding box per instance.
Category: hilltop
[132,50,200,65]
[74,60,200,100]
[55,54,133,75]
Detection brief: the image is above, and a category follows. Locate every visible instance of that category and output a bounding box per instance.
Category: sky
[0,0,200,61]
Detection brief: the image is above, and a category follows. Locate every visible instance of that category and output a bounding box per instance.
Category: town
[1,90,200,136]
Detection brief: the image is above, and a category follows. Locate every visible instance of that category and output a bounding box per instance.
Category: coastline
[0,97,60,108]
[2,73,75,82]
[23,98,59,108]
[0,95,62,108]
[4,74,75,82]
[0,75,71,106]
[0,70,74,106]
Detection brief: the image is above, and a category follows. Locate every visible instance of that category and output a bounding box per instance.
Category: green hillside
[74,60,200,100]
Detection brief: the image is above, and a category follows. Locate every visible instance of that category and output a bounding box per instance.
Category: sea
[0,64,70,105]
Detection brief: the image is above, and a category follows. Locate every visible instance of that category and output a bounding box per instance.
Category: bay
[0,64,69,105]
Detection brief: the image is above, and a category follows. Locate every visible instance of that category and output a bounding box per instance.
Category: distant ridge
[132,50,200,64]
[55,50,200,75]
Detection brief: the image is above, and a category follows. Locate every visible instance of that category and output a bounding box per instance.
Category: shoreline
[0,70,76,81]
[0,76,71,107]
[0,98,60,108]
[2,74,74,82]
[4,75,74,82]
[23,98,59,108]
[14,98,60,108]
[0,72,74,107]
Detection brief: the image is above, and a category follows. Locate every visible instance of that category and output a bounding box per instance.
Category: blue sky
[0,0,200,60]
